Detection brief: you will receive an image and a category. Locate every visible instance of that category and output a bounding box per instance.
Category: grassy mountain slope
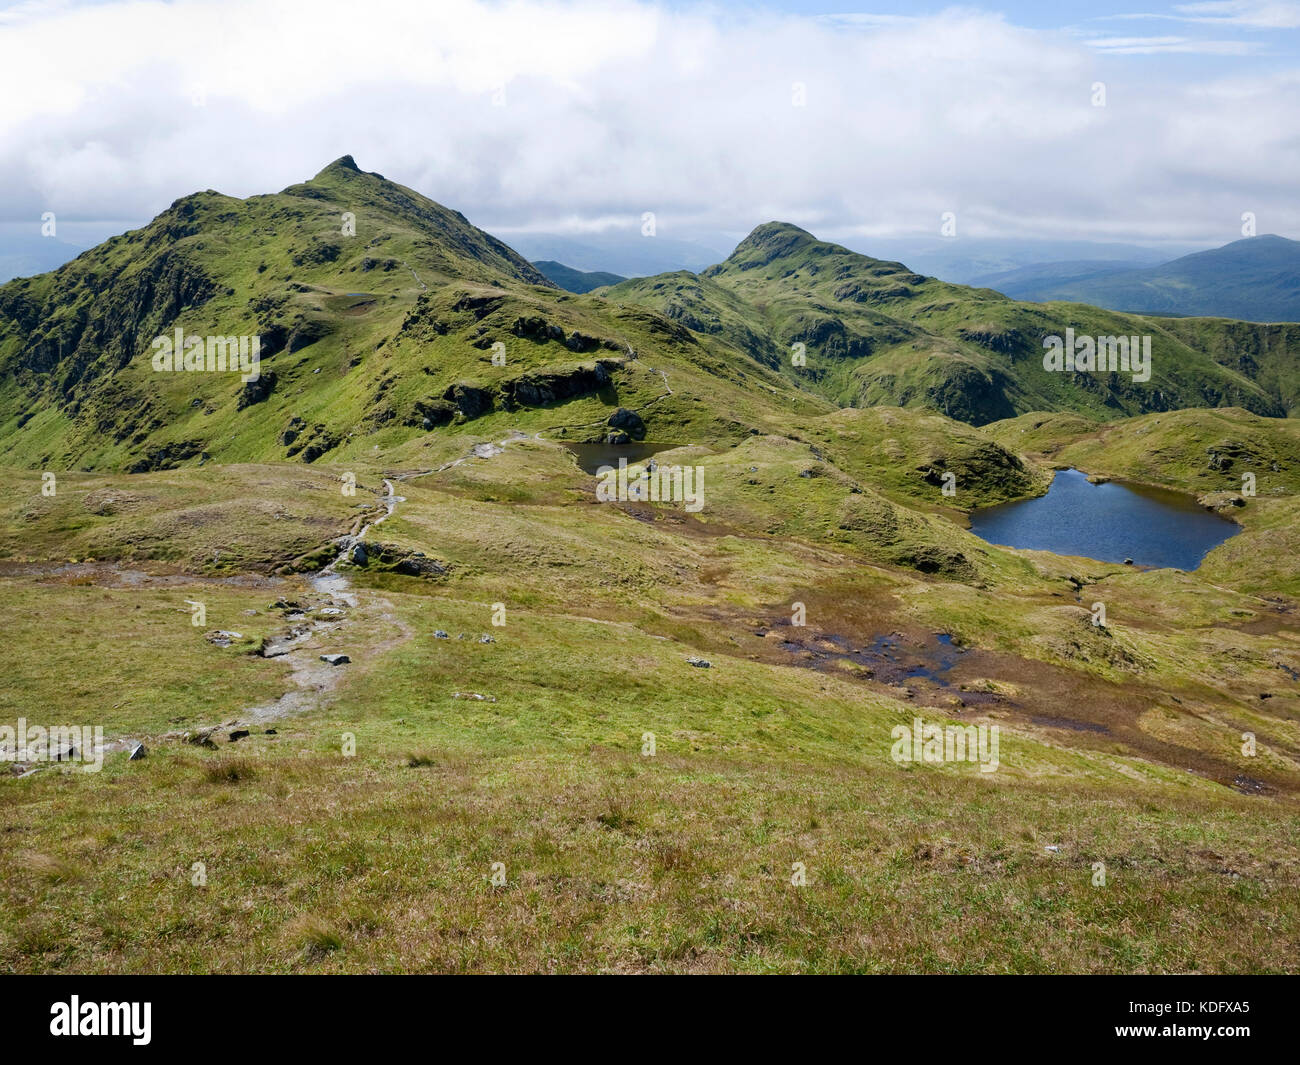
[0,159,828,472]
[605,223,1290,425]
[2,177,1296,475]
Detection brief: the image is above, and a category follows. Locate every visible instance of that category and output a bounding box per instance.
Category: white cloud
[0,0,1296,245]
[1174,1,1300,28]
[1082,33,1257,53]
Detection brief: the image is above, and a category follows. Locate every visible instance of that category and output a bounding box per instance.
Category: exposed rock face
[921,364,1016,426]
[444,382,494,418]
[511,315,566,343]
[497,360,616,410]
[237,371,277,410]
[6,241,217,392]
[126,439,205,473]
[1206,439,1263,473]
[281,415,306,446]
[607,407,646,440]
[411,398,456,428]
[320,653,350,665]
[285,423,341,462]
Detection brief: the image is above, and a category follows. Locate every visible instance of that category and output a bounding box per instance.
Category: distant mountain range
[972,235,1300,322]
[502,231,725,277]
[0,233,92,285]
[853,237,1184,286]
[532,260,625,293]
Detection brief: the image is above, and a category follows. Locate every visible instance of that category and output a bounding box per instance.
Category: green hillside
[532,260,626,293]
[2,169,1296,475]
[607,223,1292,425]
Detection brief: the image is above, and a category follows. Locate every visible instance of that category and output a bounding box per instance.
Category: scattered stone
[320,653,351,665]
[128,742,147,761]
[320,607,344,616]
[186,729,218,749]
[479,634,495,644]
[204,630,243,647]
[351,543,368,565]
[264,728,277,735]
[1123,558,1134,566]
[1045,845,1060,853]
[434,630,450,639]
[229,729,250,743]
[452,692,496,701]
[686,656,711,668]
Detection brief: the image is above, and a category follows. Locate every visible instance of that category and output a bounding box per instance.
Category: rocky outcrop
[237,371,277,409]
[607,407,646,440]
[347,541,449,578]
[411,398,457,429]
[126,439,206,473]
[443,382,494,418]
[498,360,615,409]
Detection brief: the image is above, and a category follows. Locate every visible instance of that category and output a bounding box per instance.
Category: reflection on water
[968,468,1239,570]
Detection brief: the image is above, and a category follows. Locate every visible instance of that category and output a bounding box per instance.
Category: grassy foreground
[2,404,1298,973]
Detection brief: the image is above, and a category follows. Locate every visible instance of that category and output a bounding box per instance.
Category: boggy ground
[1,407,1298,973]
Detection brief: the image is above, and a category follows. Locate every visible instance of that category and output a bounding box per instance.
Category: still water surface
[968,468,1239,570]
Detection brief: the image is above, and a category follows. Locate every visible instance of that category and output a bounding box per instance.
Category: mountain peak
[714,221,848,273]
[312,154,369,181]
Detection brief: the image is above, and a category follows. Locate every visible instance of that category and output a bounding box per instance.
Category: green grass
[1,406,1298,972]
[1,161,1298,974]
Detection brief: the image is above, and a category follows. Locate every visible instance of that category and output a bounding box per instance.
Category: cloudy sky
[1,0,1298,253]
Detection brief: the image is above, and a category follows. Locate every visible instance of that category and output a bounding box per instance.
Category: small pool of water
[562,441,683,475]
[968,468,1239,571]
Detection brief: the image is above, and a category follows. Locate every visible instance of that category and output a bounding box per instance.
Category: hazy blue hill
[505,231,725,276]
[985,235,1300,323]
[859,237,1180,286]
[970,260,1143,299]
[0,233,91,285]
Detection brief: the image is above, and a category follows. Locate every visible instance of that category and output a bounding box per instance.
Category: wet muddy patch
[682,600,1300,795]
[759,625,1005,707]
